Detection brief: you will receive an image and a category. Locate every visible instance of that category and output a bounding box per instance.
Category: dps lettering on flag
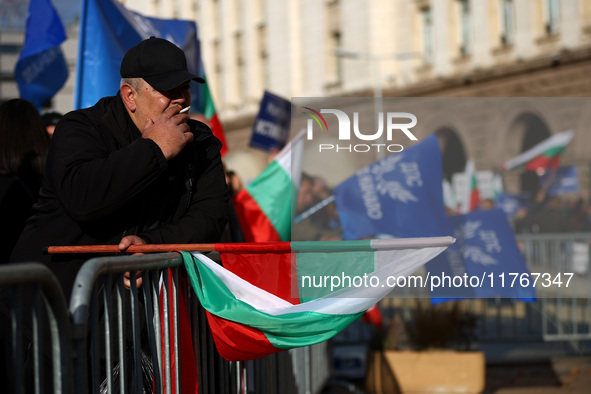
[334,135,451,240]
[539,166,579,197]
[249,91,292,152]
[428,209,536,302]
[495,192,530,219]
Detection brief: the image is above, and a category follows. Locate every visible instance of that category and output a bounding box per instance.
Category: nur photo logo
[302,106,419,153]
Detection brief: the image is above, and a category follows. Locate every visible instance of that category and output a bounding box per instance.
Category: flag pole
[44,243,217,254]
[294,195,335,224]
[74,0,89,109]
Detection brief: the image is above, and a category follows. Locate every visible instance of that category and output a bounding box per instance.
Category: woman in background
[0,99,50,262]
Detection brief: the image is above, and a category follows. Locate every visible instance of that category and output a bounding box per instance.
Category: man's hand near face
[142,105,194,160]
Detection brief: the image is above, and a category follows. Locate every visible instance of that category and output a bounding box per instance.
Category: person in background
[296,173,315,215]
[567,196,591,232]
[478,198,495,210]
[292,173,342,241]
[221,165,245,243]
[226,170,243,199]
[0,99,50,262]
[515,190,570,233]
[0,99,50,392]
[41,111,63,138]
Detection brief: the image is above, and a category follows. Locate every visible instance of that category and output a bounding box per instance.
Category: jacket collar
[98,92,141,146]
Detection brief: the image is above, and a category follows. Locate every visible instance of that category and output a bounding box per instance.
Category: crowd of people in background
[292,173,342,241]
[2,92,590,250]
[287,171,591,241]
[511,192,591,234]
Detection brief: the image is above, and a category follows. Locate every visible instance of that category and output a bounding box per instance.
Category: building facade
[2,0,591,192]
[123,0,591,173]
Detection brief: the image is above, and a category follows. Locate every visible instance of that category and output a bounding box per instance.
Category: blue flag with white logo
[249,91,292,152]
[14,0,68,107]
[495,192,530,220]
[539,165,579,197]
[428,209,537,302]
[75,0,202,109]
[333,134,451,240]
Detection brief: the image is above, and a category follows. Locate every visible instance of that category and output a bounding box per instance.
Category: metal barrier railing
[1,252,332,394]
[346,233,591,359]
[69,252,187,393]
[517,233,591,342]
[0,263,73,394]
[67,251,330,394]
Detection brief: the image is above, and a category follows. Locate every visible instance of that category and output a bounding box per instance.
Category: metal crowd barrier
[517,233,591,343]
[0,263,73,394]
[342,233,591,361]
[69,252,187,393]
[5,233,590,391]
[1,252,331,393]
[464,233,591,344]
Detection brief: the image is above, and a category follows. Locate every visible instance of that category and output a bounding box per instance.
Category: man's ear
[120,83,137,112]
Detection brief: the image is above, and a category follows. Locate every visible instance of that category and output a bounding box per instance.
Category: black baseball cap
[41,111,63,127]
[120,36,205,91]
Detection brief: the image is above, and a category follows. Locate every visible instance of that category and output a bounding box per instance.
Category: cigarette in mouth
[180,106,191,114]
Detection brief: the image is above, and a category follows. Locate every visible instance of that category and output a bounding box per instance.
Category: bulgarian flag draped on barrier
[180,237,454,361]
[233,131,304,242]
[502,129,575,172]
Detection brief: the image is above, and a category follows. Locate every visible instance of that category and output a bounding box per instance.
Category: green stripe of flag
[247,161,295,241]
[294,240,375,300]
[540,145,565,157]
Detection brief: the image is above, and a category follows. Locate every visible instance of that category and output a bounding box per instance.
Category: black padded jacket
[10,93,229,300]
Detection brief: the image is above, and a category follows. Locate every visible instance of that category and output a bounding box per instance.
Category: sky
[0,0,81,32]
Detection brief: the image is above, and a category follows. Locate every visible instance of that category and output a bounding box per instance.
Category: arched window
[509,113,551,197]
[435,127,467,182]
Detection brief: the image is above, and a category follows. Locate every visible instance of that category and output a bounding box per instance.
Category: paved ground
[326,357,591,393]
[484,357,591,393]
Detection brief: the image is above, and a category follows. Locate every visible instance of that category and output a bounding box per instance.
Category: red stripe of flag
[208,113,228,157]
[205,243,301,361]
[160,270,199,393]
[525,155,561,172]
[205,312,282,361]
[215,242,300,305]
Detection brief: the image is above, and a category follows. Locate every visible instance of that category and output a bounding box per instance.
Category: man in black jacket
[10,37,229,299]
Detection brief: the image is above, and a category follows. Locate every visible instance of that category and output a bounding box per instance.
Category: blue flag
[75,0,202,109]
[333,135,451,240]
[539,165,580,197]
[249,91,292,152]
[428,209,537,302]
[496,192,530,220]
[14,0,68,107]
